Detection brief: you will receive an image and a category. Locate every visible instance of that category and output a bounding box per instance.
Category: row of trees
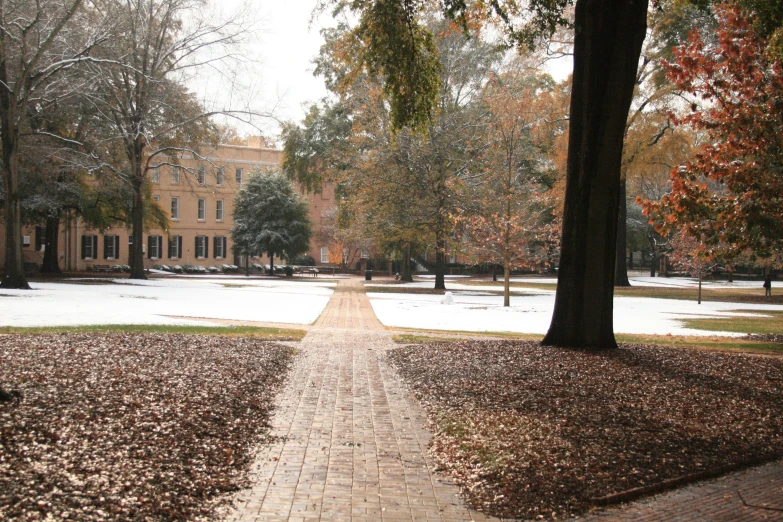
[1,0,264,289]
[294,0,781,347]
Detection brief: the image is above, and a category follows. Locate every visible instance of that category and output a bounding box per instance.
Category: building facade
[10,138,337,272]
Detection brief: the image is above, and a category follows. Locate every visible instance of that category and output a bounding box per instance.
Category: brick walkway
[579,459,783,521]
[225,277,495,522]
[226,276,783,522]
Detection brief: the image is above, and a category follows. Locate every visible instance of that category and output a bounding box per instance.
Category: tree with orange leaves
[644,3,783,259]
[457,69,565,306]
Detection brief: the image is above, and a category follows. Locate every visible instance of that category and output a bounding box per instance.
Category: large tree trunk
[542,0,648,349]
[434,236,446,290]
[40,216,62,274]
[614,178,631,286]
[402,243,413,282]
[129,176,147,279]
[0,96,30,289]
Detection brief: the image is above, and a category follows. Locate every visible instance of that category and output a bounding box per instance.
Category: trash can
[365,270,373,281]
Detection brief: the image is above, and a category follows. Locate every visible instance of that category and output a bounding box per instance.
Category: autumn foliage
[643,4,783,257]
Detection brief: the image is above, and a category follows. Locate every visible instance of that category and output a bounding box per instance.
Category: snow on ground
[507,275,772,289]
[368,288,783,337]
[0,278,333,327]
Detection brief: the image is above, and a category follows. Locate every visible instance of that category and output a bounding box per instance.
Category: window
[235,167,243,184]
[214,236,227,259]
[321,247,329,264]
[81,234,98,259]
[152,195,160,203]
[197,165,206,185]
[171,197,179,220]
[197,198,206,220]
[104,234,120,259]
[171,166,180,184]
[151,165,160,183]
[195,235,209,258]
[35,226,46,251]
[168,235,182,259]
[216,200,224,221]
[22,236,31,247]
[216,167,224,186]
[148,235,163,259]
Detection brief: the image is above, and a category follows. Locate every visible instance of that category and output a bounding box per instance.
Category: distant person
[763,273,772,297]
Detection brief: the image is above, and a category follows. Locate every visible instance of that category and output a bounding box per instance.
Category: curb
[589,452,783,507]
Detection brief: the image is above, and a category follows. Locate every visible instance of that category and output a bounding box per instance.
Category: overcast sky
[201,2,571,144]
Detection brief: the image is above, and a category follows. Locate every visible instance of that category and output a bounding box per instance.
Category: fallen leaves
[388,341,783,519]
[0,333,294,521]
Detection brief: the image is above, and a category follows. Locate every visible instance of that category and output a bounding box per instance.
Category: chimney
[246,135,267,148]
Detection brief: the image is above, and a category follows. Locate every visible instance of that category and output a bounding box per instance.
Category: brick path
[579,459,783,521]
[225,277,495,521]
[226,276,783,522]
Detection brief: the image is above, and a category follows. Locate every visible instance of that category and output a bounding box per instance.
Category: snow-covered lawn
[368,282,783,337]
[0,278,335,327]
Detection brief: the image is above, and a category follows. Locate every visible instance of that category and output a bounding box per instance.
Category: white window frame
[196,236,207,258]
[169,235,181,259]
[214,236,225,259]
[197,198,206,220]
[105,234,117,259]
[321,247,329,264]
[235,167,243,184]
[83,234,96,259]
[152,195,160,203]
[216,167,224,186]
[171,196,179,220]
[151,165,160,183]
[197,165,206,185]
[149,235,161,259]
[216,199,224,221]
[171,166,180,184]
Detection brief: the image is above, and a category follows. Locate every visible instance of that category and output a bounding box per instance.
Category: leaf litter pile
[388,341,783,520]
[0,333,294,521]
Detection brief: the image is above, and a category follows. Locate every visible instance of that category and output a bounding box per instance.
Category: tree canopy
[231,170,313,263]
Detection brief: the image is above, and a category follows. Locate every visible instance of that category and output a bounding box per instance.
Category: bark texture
[542,0,648,348]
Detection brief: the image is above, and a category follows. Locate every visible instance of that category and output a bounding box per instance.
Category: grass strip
[0,324,306,340]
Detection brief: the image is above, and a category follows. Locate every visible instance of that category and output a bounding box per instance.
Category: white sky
[199,1,572,144]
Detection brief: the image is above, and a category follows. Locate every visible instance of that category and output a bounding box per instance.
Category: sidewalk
[226,276,783,522]
[225,277,495,521]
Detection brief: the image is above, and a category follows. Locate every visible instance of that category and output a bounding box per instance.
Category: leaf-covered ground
[388,341,783,520]
[0,333,294,521]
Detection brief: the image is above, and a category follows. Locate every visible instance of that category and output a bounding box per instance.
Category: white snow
[368,289,783,337]
[0,278,334,327]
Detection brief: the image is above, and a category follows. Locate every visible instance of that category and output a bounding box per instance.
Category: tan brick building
[11,138,337,272]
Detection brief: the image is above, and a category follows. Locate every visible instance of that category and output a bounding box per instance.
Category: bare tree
[0,0,106,289]
[80,0,266,279]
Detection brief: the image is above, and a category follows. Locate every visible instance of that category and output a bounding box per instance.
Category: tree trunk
[542,0,648,349]
[129,176,147,279]
[503,262,511,307]
[269,253,274,275]
[614,178,631,286]
[402,243,413,281]
[0,104,30,289]
[40,216,62,274]
[434,236,446,290]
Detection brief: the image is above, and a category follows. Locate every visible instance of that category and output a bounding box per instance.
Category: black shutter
[103,236,109,259]
[92,236,98,259]
[148,236,154,259]
[195,236,200,257]
[204,237,208,259]
[177,236,182,258]
[115,236,120,259]
[35,226,46,251]
[157,237,163,258]
[222,237,227,259]
[168,236,173,258]
[213,237,218,259]
[81,235,87,259]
